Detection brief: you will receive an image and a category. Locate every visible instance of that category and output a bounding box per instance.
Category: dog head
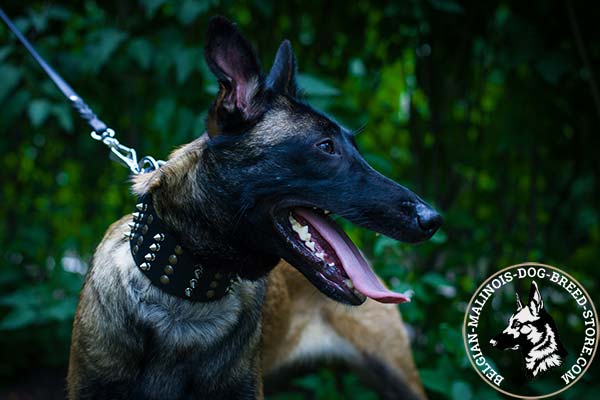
[137,17,442,306]
[490,281,545,351]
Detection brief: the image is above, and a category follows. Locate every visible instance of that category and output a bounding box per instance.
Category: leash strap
[0,8,164,174]
[0,8,107,134]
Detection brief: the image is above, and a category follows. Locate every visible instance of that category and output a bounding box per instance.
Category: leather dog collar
[126,194,235,302]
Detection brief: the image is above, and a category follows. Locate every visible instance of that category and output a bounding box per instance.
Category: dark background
[0,0,599,399]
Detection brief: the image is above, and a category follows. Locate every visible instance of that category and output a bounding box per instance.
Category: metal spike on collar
[130,194,237,302]
[149,243,160,252]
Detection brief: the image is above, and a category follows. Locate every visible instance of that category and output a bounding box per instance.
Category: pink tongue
[294,209,410,304]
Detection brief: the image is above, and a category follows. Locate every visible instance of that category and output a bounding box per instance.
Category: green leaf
[0,307,38,330]
[536,52,571,85]
[28,9,48,32]
[422,272,451,288]
[0,64,22,103]
[128,38,153,70]
[429,0,464,14]
[373,235,399,257]
[420,368,450,393]
[51,103,74,132]
[86,28,128,73]
[173,47,199,84]
[28,99,52,127]
[0,46,13,62]
[153,98,176,133]
[451,381,473,400]
[140,0,168,18]
[177,0,211,25]
[297,74,340,96]
[42,298,78,322]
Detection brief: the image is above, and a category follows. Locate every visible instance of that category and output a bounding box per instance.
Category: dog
[489,281,567,378]
[67,16,442,400]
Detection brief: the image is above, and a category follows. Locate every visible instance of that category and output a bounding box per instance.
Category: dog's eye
[317,139,335,154]
[513,322,521,329]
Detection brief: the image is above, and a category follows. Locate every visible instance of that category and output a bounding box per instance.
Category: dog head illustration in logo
[489,281,567,378]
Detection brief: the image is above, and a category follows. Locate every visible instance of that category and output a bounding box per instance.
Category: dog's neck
[128,193,240,301]
[129,137,279,300]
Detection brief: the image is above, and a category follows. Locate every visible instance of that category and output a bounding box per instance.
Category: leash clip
[91,129,163,174]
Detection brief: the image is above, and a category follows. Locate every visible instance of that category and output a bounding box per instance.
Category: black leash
[0,7,163,174]
[1,9,236,301]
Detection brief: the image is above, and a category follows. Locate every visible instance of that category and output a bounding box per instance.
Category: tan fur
[132,137,206,197]
[262,261,426,398]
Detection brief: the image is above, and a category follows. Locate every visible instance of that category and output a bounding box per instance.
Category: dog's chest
[88,230,268,398]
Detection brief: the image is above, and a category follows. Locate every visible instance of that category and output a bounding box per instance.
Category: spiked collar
[127,194,236,302]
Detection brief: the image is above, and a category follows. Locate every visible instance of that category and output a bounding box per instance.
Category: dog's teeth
[123,231,132,239]
[136,203,147,212]
[324,210,330,215]
[343,279,354,289]
[305,241,315,251]
[289,214,313,242]
[328,262,335,267]
[315,251,325,260]
[298,226,311,241]
[128,222,135,229]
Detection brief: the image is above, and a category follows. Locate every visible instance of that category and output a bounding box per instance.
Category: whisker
[350,123,367,137]
[231,202,251,233]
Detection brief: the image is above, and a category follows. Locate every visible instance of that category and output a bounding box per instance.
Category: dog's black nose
[416,203,443,232]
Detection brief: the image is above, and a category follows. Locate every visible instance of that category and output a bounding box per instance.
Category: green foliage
[1,0,599,398]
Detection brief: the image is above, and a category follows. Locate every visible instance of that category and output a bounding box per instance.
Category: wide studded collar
[126,194,235,302]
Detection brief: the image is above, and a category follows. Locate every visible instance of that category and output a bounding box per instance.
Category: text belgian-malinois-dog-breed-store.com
[67,16,442,400]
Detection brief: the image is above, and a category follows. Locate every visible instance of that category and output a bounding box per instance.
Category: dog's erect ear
[205,16,266,136]
[267,40,297,97]
[515,292,524,311]
[528,281,544,316]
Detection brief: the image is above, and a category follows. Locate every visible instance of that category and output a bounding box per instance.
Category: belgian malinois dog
[67,16,442,400]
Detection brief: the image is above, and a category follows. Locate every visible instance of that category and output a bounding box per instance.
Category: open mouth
[273,206,411,306]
